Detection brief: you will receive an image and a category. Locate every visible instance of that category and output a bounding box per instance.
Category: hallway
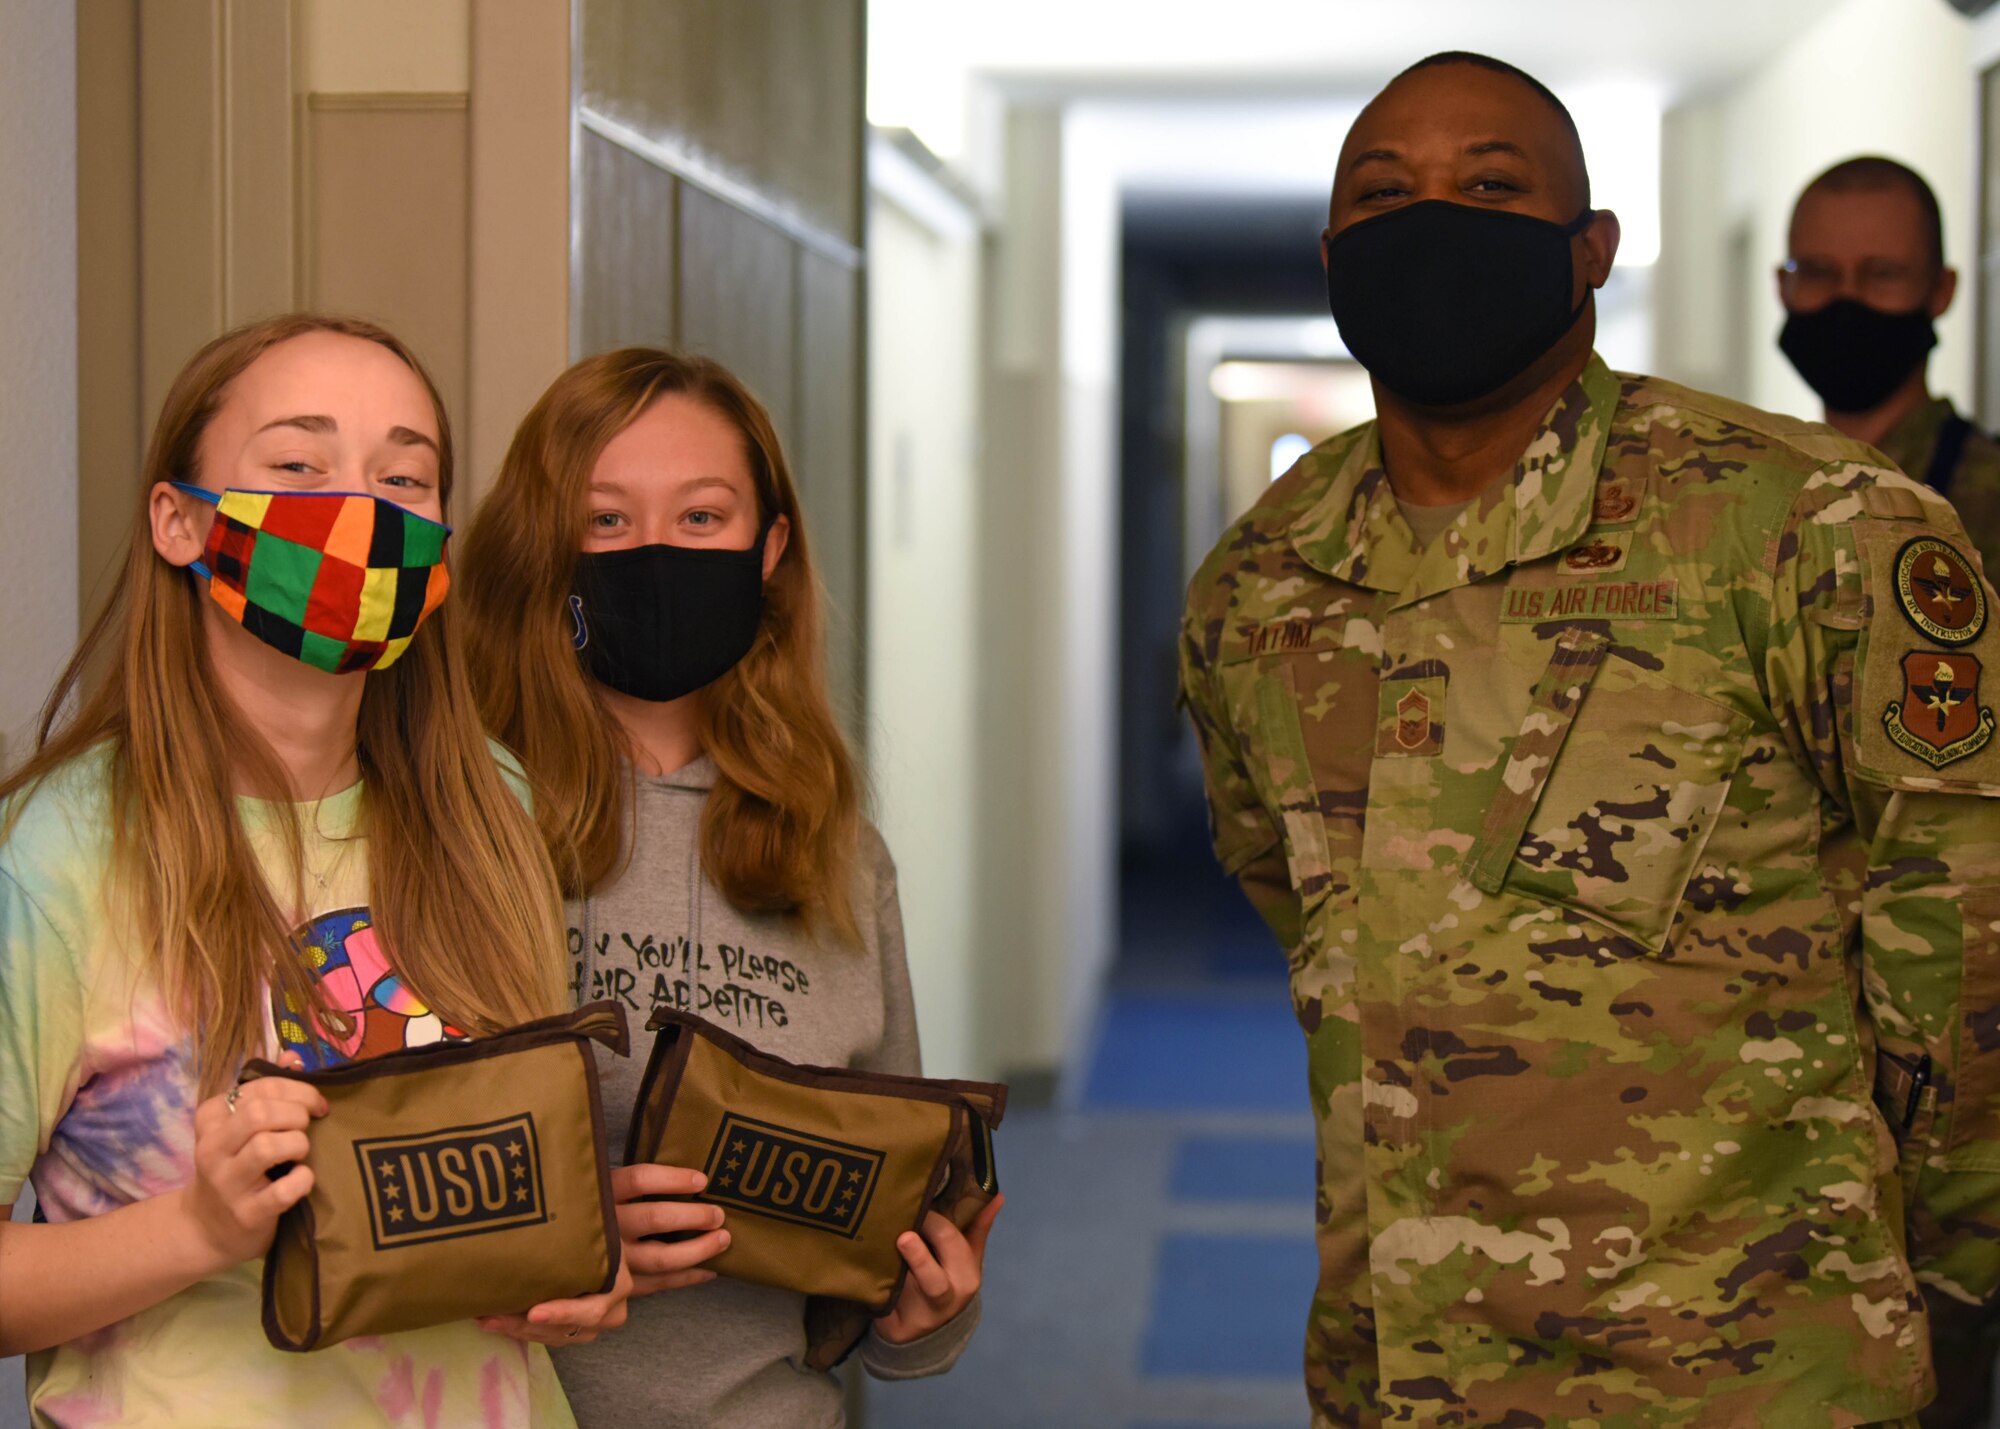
[10,2,2000,1425]
[873,848,1315,1428]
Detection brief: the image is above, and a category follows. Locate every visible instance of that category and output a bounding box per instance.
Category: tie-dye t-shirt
[0,745,574,1428]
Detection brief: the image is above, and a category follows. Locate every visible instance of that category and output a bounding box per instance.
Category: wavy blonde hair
[459,349,861,942]
[1,314,567,1095]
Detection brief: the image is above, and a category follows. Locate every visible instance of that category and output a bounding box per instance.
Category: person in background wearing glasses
[1779,156,2000,578]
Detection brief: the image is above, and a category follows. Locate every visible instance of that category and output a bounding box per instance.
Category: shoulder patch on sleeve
[1853,519,2000,793]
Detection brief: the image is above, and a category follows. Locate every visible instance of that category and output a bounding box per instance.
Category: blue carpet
[1170,1136,1316,1202]
[1140,1233,1318,1378]
[1082,994,1305,1110]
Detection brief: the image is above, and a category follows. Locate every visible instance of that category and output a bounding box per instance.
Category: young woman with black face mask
[458,349,999,1427]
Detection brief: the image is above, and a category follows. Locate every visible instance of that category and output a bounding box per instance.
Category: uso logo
[356,1114,549,1250]
[702,1113,884,1237]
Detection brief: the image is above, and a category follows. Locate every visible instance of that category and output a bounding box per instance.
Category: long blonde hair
[459,349,861,942]
[0,314,567,1095]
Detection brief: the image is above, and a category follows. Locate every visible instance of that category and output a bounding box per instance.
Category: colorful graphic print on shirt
[273,906,465,1068]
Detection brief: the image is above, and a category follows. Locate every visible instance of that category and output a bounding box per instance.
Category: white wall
[0,0,79,770]
[866,139,985,1079]
[1054,111,1121,1079]
[969,104,1121,1083]
[1980,4,2000,65]
[1655,0,1977,416]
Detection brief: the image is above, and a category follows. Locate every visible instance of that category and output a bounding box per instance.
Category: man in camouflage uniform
[1779,157,2000,578]
[1180,52,2000,1427]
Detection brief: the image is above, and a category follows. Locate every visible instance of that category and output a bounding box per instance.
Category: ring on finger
[226,1085,241,1115]
[565,1326,581,1340]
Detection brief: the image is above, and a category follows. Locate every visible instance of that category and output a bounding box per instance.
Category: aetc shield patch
[1894,537,1987,645]
[1884,651,1996,768]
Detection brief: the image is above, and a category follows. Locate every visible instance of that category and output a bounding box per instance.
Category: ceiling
[870,0,1842,153]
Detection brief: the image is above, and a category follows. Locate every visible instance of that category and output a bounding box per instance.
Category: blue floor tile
[1170,1136,1316,1202]
[1083,995,1305,1111]
[1140,1233,1318,1378]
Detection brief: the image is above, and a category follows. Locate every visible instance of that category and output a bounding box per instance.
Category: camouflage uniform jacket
[1178,354,2000,1428]
[1875,394,2000,583]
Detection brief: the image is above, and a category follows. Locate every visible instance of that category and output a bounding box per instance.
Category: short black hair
[1797,155,1944,268]
[1394,51,1590,208]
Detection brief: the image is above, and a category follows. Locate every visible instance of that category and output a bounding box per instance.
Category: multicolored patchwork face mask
[172,483,451,673]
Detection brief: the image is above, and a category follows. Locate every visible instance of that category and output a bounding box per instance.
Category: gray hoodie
[553,756,977,1428]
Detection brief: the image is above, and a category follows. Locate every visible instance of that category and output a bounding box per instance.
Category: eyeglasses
[1779,256,1933,310]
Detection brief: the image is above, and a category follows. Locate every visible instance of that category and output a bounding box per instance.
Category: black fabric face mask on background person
[1326,199,1596,408]
[1778,298,1938,414]
[569,526,770,703]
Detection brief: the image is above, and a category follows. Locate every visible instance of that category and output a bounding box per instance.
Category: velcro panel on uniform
[1255,668,1334,904]
[1947,888,2000,1172]
[1851,520,2000,793]
[1861,484,1940,524]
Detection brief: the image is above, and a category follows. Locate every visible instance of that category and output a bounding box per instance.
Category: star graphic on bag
[725,1157,740,1172]
[383,1182,401,1201]
[388,1206,404,1223]
[716,1174,734,1189]
[731,1140,746,1154]
[515,1185,530,1204]
[847,1169,863,1184]
[505,1140,524,1161]
[513,1162,527,1182]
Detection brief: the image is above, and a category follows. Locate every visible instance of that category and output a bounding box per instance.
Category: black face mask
[1326,200,1595,408]
[1778,298,1936,414]
[569,531,769,703]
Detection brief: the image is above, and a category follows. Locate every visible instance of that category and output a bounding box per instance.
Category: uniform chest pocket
[1466,629,1752,953]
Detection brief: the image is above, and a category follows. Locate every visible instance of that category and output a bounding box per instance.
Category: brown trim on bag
[260,1195,325,1351]
[629,1009,1008,1326]
[641,1008,1009,1125]
[243,1000,630,1351]
[241,1000,632,1093]
[576,1036,622,1294]
[798,1103,1001,1369]
[623,1013,697,1167]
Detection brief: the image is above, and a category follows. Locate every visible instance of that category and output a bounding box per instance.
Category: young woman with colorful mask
[459,349,1000,1427]
[0,314,627,1426]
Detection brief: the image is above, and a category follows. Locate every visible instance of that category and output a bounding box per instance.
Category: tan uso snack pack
[242,1001,630,1352]
[627,1008,1006,1367]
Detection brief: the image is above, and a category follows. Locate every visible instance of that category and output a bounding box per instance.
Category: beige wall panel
[677,186,798,441]
[578,0,862,245]
[221,0,292,321]
[136,0,223,426]
[76,0,141,621]
[576,129,678,359]
[795,249,863,717]
[297,0,469,93]
[303,101,469,438]
[467,0,568,504]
